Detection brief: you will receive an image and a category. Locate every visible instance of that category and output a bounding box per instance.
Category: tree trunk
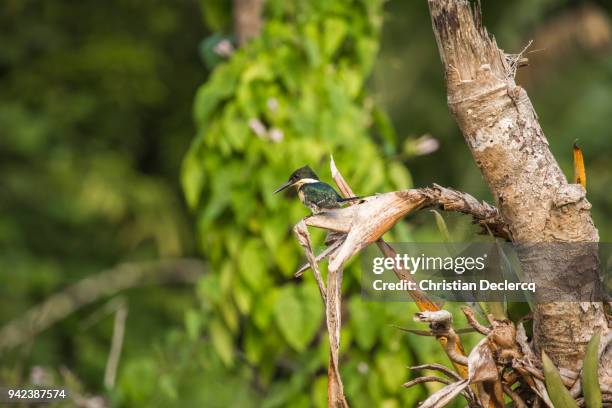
[233,0,264,45]
[426,0,609,376]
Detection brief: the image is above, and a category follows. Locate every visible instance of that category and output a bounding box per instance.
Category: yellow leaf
[573,142,586,189]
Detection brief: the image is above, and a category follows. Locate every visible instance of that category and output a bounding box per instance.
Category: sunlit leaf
[210,319,235,366]
[376,352,407,393]
[582,330,602,408]
[274,285,305,351]
[431,209,452,243]
[388,162,412,190]
[238,239,269,291]
[348,298,380,349]
[542,351,579,408]
[181,149,206,209]
[185,309,202,341]
[322,17,348,58]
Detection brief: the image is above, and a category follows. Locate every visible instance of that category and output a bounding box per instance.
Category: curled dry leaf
[417,337,501,408]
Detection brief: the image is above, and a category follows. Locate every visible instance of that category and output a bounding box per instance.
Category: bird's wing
[302,182,341,208]
[317,182,343,200]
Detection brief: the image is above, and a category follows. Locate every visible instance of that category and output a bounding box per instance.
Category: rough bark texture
[427,0,609,375]
[233,0,264,45]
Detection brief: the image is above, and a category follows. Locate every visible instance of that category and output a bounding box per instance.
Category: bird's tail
[337,196,362,203]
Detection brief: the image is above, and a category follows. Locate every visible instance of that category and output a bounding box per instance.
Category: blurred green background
[1,0,610,407]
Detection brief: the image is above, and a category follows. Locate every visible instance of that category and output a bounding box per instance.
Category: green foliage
[182,0,424,405]
[582,330,602,408]
[274,284,323,352]
[542,351,579,408]
[0,0,206,405]
[3,0,611,407]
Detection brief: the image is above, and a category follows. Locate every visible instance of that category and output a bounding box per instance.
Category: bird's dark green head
[290,166,318,181]
[273,165,319,194]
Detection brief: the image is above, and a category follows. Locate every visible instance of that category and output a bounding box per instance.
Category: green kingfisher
[274,166,361,214]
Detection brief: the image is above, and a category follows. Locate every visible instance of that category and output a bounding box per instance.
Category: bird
[273,165,361,214]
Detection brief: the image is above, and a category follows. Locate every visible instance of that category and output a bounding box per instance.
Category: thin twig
[462,306,491,335]
[410,363,464,381]
[293,220,327,302]
[444,332,469,366]
[503,384,528,408]
[0,259,204,352]
[404,376,477,403]
[294,238,343,277]
[403,375,452,388]
[104,302,128,389]
[293,212,345,405]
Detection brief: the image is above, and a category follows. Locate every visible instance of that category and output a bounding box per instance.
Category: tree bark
[233,0,264,45]
[426,0,609,375]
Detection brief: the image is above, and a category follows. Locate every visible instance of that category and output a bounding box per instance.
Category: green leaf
[159,374,178,400]
[181,149,205,209]
[274,286,303,350]
[197,274,222,305]
[194,63,240,127]
[210,318,235,366]
[542,351,579,408]
[431,209,452,243]
[348,298,378,349]
[312,375,328,408]
[274,284,323,351]
[274,241,298,277]
[387,161,412,190]
[243,324,266,364]
[233,276,253,314]
[184,309,202,341]
[220,300,239,334]
[583,330,602,408]
[372,106,397,155]
[238,239,268,291]
[322,17,348,58]
[376,351,409,393]
[298,284,324,347]
[253,289,277,330]
[303,23,321,67]
[199,0,232,31]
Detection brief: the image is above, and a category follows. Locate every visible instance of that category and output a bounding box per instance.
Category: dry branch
[0,258,204,352]
[410,363,464,382]
[412,307,562,407]
[403,375,453,387]
[104,300,128,390]
[302,185,508,275]
[293,221,327,302]
[426,0,609,378]
[293,220,347,407]
[329,158,472,378]
[292,160,512,405]
[233,0,264,45]
[295,183,508,278]
[325,263,348,408]
[461,306,491,335]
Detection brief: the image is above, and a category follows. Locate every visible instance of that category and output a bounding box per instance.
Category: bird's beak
[273,181,292,194]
